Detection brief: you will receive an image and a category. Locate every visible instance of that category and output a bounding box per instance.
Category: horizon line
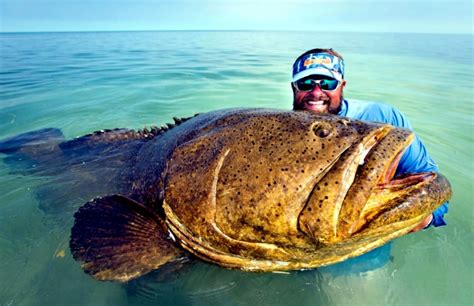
[1,29,472,35]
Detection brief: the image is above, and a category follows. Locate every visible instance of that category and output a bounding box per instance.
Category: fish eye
[313,124,331,138]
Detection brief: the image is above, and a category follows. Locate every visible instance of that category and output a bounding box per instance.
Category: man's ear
[340,80,347,89]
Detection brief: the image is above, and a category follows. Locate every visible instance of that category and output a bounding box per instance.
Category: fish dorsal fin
[70,195,182,282]
[61,128,160,149]
[62,115,198,149]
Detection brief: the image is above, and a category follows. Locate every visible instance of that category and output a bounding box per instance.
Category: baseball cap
[292,52,345,82]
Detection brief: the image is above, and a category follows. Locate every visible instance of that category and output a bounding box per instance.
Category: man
[291,48,448,232]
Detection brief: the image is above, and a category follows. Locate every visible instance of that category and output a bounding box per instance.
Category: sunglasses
[293,78,339,92]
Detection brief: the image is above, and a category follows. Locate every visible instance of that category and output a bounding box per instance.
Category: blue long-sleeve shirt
[338,99,448,227]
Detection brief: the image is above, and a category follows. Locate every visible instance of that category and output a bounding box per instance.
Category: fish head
[298,122,452,245]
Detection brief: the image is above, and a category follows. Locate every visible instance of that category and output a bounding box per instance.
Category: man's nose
[309,83,324,94]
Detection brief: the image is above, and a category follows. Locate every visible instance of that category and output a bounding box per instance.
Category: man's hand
[410,214,434,233]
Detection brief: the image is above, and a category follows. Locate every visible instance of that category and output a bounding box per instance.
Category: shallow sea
[0,31,472,305]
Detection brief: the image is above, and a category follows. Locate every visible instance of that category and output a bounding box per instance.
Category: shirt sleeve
[387,106,448,227]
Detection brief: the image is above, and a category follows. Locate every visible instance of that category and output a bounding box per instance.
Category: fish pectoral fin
[70,195,182,282]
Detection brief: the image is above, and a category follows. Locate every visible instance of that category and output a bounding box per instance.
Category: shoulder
[344,99,413,129]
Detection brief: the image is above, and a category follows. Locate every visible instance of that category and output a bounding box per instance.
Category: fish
[0,108,452,282]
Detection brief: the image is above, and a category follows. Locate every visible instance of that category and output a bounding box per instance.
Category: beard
[328,96,343,114]
[292,95,343,115]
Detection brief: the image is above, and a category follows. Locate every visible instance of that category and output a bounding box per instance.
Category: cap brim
[292,67,342,82]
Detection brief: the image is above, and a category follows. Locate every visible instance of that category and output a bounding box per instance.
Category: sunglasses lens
[319,79,339,90]
[295,79,314,91]
[295,78,339,91]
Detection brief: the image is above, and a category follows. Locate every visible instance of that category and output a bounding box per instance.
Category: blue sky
[0,0,472,33]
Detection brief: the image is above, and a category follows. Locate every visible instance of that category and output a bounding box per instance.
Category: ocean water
[0,31,472,305]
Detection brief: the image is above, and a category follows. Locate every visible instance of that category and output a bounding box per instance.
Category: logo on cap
[304,57,331,67]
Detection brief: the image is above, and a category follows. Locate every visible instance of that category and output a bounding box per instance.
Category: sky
[0,0,472,34]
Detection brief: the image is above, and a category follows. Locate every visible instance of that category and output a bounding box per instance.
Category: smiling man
[291,48,448,231]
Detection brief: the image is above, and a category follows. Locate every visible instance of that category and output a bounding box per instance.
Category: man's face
[292,75,346,114]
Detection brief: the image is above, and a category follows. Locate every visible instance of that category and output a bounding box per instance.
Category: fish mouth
[347,133,439,237]
[373,136,437,190]
[379,147,405,184]
[379,172,436,189]
[300,124,427,243]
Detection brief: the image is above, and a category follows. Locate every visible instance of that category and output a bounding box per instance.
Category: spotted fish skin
[75,108,451,278]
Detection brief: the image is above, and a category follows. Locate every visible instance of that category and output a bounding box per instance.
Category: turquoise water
[0,31,472,305]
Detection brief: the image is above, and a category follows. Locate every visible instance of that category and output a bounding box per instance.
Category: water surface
[0,31,472,305]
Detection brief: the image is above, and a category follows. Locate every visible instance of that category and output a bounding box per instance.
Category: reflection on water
[0,31,472,305]
[125,244,393,306]
[126,262,331,306]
